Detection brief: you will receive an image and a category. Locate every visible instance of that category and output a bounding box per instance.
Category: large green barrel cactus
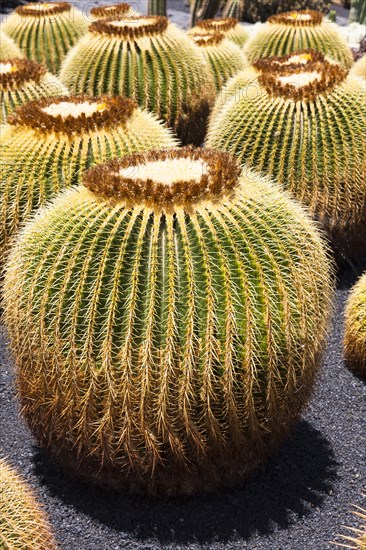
[90,3,139,19]
[243,10,354,67]
[192,17,249,47]
[0,31,23,60]
[187,31,247,91]
[59,16,214,145]
[2,2,88,74]
[344,273,366,378]
[207,57,366,259]
[0,458,57,549]
[0,57,67,124]
[0,95,177,268]
[3,147,333,495]
[351,55,366,80]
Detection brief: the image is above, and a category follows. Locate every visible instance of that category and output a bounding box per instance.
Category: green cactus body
[243,10,354,67]
[344,273,366,378]
[90,3,139,19]
[59,16,214,145]
[2,2,88,74]
[350,55,366,80]
[350,0,366,24]
[206,57,366,259]
[0,58,68,124]
[0,31,24,60]
[0,95,177,268]
[3,147,333,495]
[211,49,323,121]
[0,458,57,549]
[187,31,247,91]
[193,17,249,48]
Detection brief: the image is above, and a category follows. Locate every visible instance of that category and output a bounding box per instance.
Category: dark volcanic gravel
[0,265,365,550]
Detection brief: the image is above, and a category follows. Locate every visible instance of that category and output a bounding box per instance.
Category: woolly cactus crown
[2,2,88,73]
[0,57,67,123]
[207,56,366,259]
[4,146,333,494]
[0,94,177,269]
[0,31,23,60]
[193,17,249,47]
[188,31,246,91]
[350,55,366,80]
[244,9,353,68]
[0,458,57,549]
[60,16,214,144]
[90,3,138,19]
[344,273,366,378]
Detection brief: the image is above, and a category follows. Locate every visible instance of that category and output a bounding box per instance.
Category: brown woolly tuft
[258,60,348,101]
[8,95,137,134]
[89,16,168,38]
[253,49,325,73]
[83,147,241,209]
[15,2,71,16]
[190,32,225,47]
[196,17,238,32]
[90,3,132,17]
[268,10,324,26]
[0,58,46,89]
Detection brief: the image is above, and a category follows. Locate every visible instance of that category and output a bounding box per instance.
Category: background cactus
[187,31,247,91]
[192,17,249,47]
[0,57,67,124]
[350,55,366,80]
[350,0,366,25]
[207,57,366,261]
[234,0,331,23]
[0,457,57,549]
[243,10,354,67]
[2,2,88,74]
[0,95,177,268]
[0,31,23,60]
[3,147,333,495]
[59,16,214,145]
[90,3,139,19]
[344,273,366,378]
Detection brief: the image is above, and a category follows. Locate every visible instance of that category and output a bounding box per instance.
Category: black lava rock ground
[0,264,365,550]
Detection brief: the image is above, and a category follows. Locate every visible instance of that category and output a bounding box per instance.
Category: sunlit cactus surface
[344,273,366,378]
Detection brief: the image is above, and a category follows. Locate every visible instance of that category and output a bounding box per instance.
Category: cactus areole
[90,3,136,18]
[0,58,46,89]
[4,147,333,495]
[14,2,71,16]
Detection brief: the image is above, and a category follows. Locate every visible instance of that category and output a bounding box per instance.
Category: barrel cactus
[350,55,366,80]
[207,57,366,260]
[59,16,214,145]
[90,3,138,19]
[2,2,88,74]
[3,147,333,495]
[187,31,247,91]
[0,458,57,549]
[243,10,354,67]
[0,57,67,124]
[335,502,366,549]
[344,273,366,378]
[192,17,249,47]
[0,31,23,60]
[0,95,177,268]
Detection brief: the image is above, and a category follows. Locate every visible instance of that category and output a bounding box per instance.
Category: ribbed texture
[188,33,247,91]
[351,55,366,80]
[194,18,249,47]
[0,101,177,268]
[59,18,214,145]
[0,32,24,60]
[2,4,88,74]
[3,158,333,495]
[206,73,366,258]
[244,13,353,67]
[0,61,68,124]
[210,65,258,119]
[0,458,57,549]
[344,272,366,378]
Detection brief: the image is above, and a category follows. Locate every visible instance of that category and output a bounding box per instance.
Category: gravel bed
[0,264,365,550]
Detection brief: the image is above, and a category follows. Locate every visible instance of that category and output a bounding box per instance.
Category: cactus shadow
[33,420,338,544]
